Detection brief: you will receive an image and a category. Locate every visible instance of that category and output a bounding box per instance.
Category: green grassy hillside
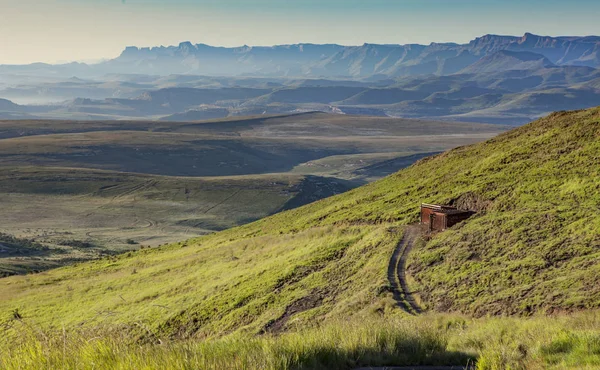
[1,107,599,368]
[2,107,599,331]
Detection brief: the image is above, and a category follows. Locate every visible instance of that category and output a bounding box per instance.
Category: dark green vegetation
[0,107,598,368]
[0,233,51,278]
[0,113,501,275]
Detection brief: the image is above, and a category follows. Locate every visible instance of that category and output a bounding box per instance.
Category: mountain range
[2,33,600,78]
[1,33,600,125]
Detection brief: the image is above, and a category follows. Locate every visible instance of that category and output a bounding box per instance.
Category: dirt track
[387,225,423,315]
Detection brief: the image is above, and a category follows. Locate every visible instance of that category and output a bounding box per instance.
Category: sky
[1,0,600,64]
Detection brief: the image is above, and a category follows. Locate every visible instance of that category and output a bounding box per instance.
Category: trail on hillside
[202,189,243,214]
[387,225,423,315]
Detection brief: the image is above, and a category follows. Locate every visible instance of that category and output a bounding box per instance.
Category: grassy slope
[408,108,600,315]
[0,166,353,276]
[1,108,599,340]
[0,224,399,337]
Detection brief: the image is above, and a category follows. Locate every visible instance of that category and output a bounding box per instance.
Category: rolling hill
[0,113,501,177]
[1,107,599,369]
[1,106,598,339]
[4,66,599,124]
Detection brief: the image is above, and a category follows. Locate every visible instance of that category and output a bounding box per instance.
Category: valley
[0,113,502,276]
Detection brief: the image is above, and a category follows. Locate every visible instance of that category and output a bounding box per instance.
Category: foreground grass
[1,318,461,370]
[3,313,600,369]
[448,312,600,369]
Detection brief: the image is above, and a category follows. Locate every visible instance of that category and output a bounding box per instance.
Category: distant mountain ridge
[106,33,600,77]
[1,33,600,125]
[2,33,599,78]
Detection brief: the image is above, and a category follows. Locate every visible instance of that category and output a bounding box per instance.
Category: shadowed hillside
[0,113,500,177]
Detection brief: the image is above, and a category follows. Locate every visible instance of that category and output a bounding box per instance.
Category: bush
[57,239,96,249]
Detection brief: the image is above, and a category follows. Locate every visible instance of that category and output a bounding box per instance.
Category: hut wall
[421,207,437,224]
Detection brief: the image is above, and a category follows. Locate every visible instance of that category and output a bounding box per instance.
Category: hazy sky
[2,0,600,64]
